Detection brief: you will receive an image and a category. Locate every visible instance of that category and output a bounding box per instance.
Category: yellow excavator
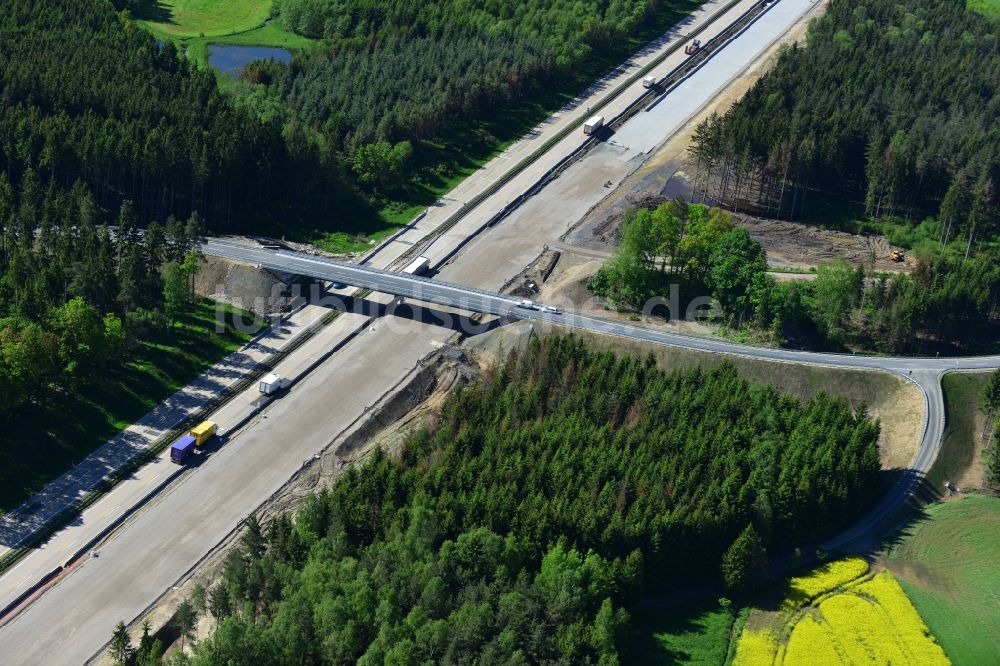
[889,249,904,262]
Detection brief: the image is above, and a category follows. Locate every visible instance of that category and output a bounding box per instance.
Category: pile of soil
[500,249,561,298]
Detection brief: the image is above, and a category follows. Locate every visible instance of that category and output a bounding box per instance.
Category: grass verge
[883,495,1000,665]
[927,372,992,488]
[0,300,261,514]
[968,0,1000,19]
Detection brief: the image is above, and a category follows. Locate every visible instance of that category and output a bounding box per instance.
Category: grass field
[136,0,272,38]
[626,600,736,665]
[968,0,1000,19]
[0,301,261,514]
[732,558,948,666]
[884,495,1000,665]
[928,372,992,488]
[135,0,312,70]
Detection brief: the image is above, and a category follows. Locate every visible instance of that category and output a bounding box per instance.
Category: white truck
[401,255,430,276]
[259,372,290,396]
[642,75,656,88]
[583,115,605,135]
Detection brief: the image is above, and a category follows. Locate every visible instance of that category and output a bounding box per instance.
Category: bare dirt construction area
[737,216,917,272]
[561,0,913,275]
[194,236,353,315]
[501,248,715,336]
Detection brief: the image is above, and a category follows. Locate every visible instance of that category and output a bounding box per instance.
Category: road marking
[141,472,162,488]
[57,537,79,554]
[101,504,121,519]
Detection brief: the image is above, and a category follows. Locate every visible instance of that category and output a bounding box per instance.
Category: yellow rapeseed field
[782,615,841,664]
[733,627,780,666]
[781,556,869,610]
[733,560,950,665]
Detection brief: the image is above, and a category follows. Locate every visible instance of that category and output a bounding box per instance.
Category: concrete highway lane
[612,0,820,156]
[0,318,452,665]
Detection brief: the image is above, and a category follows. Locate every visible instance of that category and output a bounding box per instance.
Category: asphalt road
[201,241,995,555]
[203,240,1000,374]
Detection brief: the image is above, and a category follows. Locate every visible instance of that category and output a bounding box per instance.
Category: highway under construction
[4,0,994,663]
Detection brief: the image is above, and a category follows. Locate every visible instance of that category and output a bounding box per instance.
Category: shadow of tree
[130,0,174,25]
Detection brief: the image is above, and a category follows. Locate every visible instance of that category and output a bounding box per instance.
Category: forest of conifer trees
[688,0,998,248]
[175,336,883,664]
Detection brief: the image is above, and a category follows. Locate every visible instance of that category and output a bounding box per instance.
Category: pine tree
[173,599,197,650]
[108,620,132,664]
[721,525,768,591]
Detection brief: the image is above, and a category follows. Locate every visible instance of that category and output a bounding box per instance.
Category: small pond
[207,45,292,76]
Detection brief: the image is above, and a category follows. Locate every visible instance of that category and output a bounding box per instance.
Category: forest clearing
[135,0,272,38]
[134,0,311,70]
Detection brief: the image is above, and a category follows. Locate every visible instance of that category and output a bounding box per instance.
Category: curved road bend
[204,240,999,553]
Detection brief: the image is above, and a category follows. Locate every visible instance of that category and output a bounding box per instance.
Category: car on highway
[543,306,562,314]
[517,300,540,310]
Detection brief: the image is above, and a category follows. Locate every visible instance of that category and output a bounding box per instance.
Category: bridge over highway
[203,239,999,374]
[203,238,1000,553]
